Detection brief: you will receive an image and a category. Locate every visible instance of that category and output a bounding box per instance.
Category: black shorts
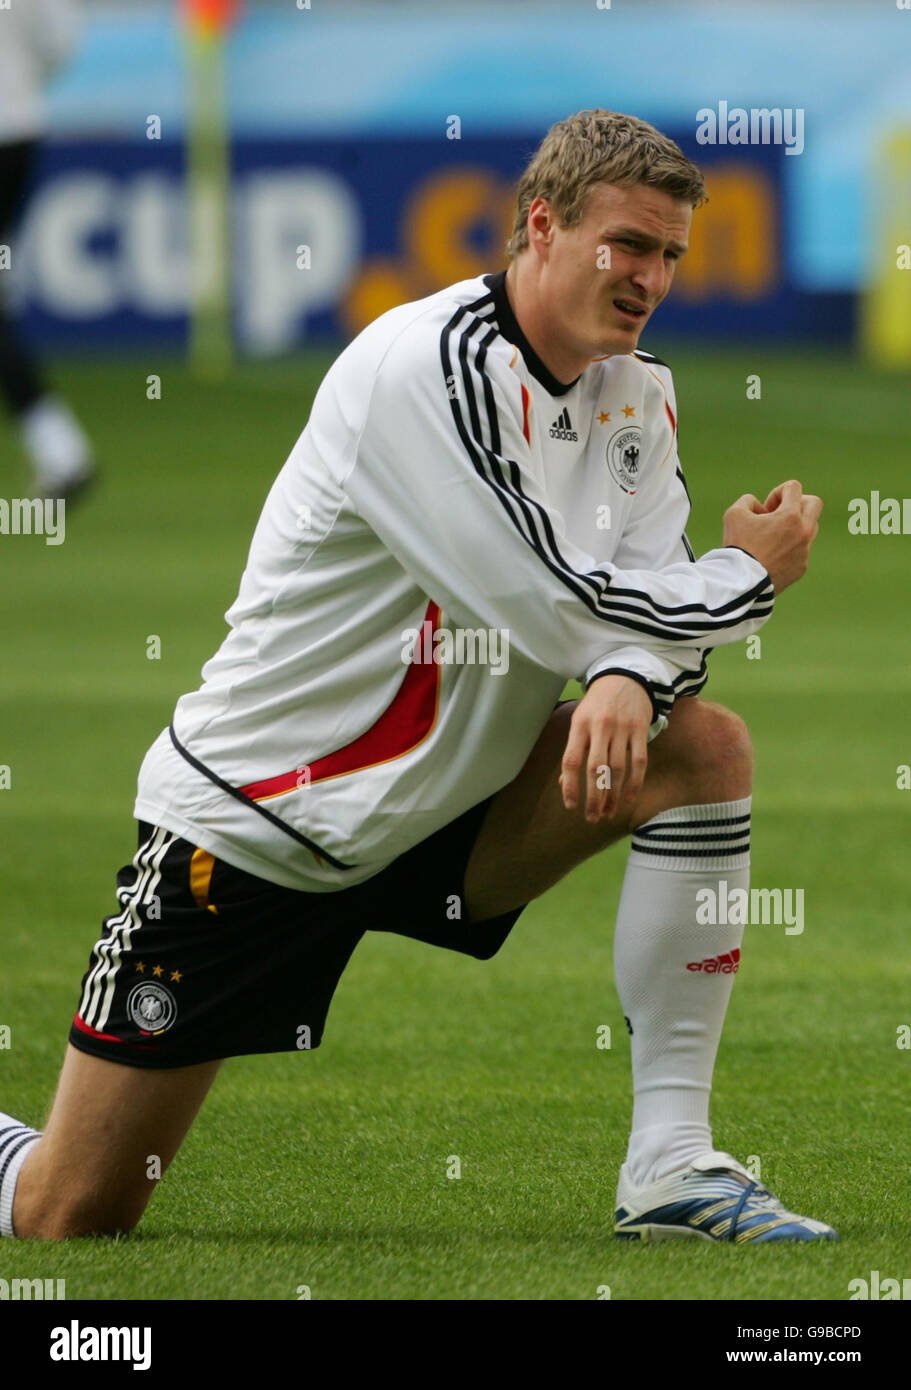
[68,801,525,1070]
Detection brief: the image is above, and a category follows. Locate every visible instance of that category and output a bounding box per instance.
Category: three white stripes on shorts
[77,826,177,1032]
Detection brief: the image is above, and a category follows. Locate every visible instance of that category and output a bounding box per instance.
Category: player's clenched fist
[722,479,823,593]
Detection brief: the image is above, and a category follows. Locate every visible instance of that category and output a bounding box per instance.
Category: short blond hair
[506,108,707,259]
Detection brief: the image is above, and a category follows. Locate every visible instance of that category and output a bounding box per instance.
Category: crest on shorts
[606,426,642,494]
[127,981,177,1035]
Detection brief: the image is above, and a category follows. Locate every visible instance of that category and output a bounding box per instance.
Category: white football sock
[0,1114,42,1237]
[613,798,750,1188]
[19,395,92,493]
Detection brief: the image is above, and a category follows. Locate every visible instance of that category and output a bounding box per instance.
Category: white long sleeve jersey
[136,271,774,892]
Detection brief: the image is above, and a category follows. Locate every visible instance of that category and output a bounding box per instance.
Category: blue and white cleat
[614,1151,839,1244]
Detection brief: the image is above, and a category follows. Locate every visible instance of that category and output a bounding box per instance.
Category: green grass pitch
[1,345,909,1300]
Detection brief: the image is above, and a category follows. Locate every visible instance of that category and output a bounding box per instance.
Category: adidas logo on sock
[549,408,578,441]
[686,948,741,974]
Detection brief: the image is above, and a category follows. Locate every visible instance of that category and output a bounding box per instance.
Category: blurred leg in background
[0,138,93,499]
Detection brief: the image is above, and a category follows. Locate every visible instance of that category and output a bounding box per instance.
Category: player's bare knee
[32,1188,148,1241]
[40,1214,142,1242]
[16,1151,151,1240]
[691,703,752,797]
[656,698,753,800]
[699,700,752,763]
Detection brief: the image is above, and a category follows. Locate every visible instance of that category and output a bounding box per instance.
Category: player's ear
[527,196,555,248]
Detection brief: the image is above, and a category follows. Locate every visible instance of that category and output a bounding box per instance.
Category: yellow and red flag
[180,0,240,38]
[180,0,239,375]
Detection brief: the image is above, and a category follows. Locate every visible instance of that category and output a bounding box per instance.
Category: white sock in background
[613,798,751,1188]
[19,395,93,495]
[0,1114,42,1237]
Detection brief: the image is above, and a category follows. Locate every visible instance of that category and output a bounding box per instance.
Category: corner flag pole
[181,0,239,378]
[861,130,911,368]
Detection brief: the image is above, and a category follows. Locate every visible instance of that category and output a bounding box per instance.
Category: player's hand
[722,479,823,593]
[560,675,652,823]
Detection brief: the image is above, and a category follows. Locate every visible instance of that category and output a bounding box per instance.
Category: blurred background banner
[10,0,911,355]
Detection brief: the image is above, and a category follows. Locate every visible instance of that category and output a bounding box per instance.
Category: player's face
[537,182,692,359]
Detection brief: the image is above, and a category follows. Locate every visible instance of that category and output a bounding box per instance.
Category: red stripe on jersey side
[239,600,443,802]
[520,383,531,444]
[665,400,676,434]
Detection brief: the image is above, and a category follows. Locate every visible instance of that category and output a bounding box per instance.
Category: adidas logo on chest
[548,408,578,442]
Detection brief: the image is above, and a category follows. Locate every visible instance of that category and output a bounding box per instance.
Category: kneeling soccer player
[1,109,835,1246]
